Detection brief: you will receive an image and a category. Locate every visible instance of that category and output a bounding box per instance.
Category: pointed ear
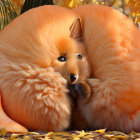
[70,17,83,41]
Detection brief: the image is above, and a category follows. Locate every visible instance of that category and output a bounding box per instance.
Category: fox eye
[58,56,67,62]
[77,54,83,60]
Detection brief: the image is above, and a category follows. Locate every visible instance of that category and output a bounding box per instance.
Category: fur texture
[0,5,90,131]
[72,5,140,132]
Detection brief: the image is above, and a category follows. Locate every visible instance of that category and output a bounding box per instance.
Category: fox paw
[68,81,91,99]
[75,81,91,98]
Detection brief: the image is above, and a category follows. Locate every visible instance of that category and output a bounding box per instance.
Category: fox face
[52,18,91,84]
[52,37,90,83]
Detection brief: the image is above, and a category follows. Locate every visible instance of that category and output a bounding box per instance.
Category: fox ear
[70,17,83,41]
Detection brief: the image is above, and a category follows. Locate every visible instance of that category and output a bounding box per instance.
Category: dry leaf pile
[0,129,140,140]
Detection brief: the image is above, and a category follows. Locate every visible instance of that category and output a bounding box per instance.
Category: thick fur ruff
[73,5,140,132]
[0,62,70,131]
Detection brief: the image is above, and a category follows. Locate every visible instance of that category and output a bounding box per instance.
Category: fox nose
[69,74,77,82]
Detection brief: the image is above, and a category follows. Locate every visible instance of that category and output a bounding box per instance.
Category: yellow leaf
[45,132,55,137]
[23,136,31,140]
[94,129,106,133]
[54,131,71,136]
[113,135,128,139]
[104,134,115,138]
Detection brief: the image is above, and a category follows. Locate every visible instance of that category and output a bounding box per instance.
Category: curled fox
[0,4,140,133]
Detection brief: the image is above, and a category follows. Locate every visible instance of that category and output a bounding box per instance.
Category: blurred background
[0,0,140,30]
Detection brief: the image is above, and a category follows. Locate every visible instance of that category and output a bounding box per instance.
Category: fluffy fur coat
[72,5,140,133]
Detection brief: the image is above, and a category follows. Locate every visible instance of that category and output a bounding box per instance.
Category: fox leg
[71,105,89,130]
[69,81,92,130]
[0,95,27,132]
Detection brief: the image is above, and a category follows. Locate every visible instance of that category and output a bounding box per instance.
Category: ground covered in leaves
[0,129,140,140]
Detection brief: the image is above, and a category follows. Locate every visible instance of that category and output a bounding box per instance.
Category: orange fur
[0,5,90,132]
[72,5,140,132]
[1,4,139,133]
